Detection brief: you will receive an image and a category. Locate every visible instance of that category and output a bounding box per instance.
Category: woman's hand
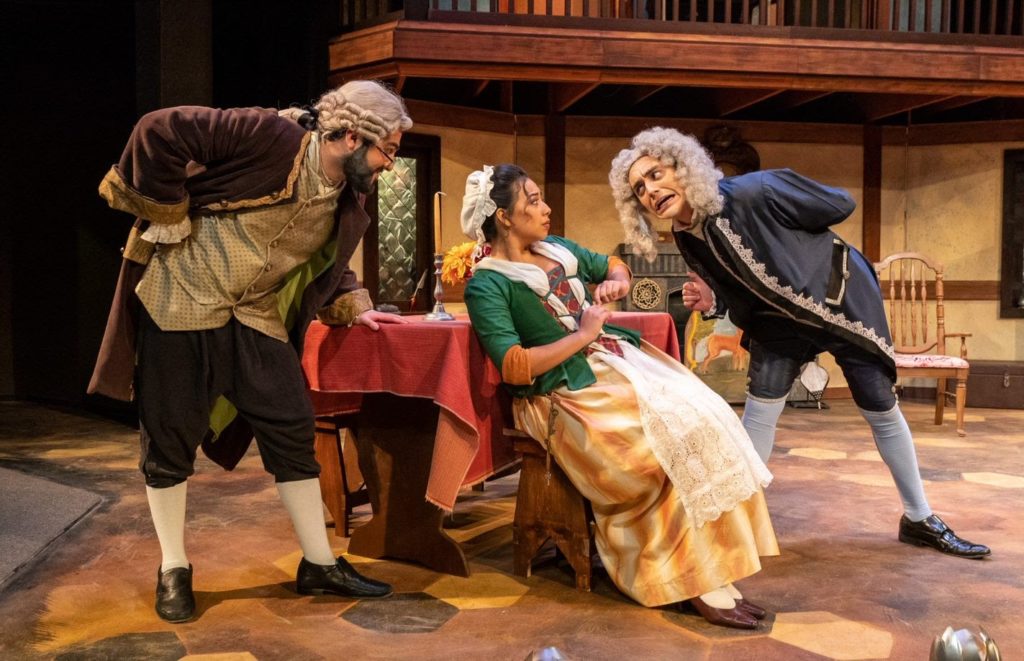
[593,279,630,305]
[682,272,714,312]
[580,304,611,342]
[521,303,609,377]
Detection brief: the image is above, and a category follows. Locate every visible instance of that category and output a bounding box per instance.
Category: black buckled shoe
[155,565,196,623]
[296,556,393,599]
[898,514,991,559]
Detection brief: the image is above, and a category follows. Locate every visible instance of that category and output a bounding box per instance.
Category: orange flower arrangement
[441,241,480,286]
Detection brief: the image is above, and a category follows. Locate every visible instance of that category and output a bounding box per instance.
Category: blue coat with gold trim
[672,169,896,379]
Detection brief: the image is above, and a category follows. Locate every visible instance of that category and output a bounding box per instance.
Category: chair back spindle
[875,252,943,355]
[874,251,970,437]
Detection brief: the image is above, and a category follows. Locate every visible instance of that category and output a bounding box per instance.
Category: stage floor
[1,399,1021,659]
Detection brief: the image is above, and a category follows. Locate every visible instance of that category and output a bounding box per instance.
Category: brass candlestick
[424,253,455,321]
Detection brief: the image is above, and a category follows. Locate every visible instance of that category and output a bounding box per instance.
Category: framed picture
[1001,149,1024,318]
[683,313,749,403]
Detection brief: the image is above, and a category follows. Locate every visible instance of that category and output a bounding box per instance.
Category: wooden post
[862,124,883,262]
[544,109,567,237]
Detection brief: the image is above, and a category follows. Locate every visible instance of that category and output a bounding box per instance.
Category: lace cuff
[317,289,373,326]
[140,218,191,244]
[700,290,722,320]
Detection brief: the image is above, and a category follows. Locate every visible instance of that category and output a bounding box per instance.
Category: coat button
[264,263,272,271]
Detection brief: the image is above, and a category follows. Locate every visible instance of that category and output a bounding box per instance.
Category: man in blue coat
[609,127,988,559]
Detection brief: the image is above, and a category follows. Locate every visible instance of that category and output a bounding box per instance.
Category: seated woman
[460,164,779,630]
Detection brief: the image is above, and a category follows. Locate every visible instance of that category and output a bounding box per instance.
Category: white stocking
[698,587,736,609]
[276,478,336,566]
[146,482,189,572]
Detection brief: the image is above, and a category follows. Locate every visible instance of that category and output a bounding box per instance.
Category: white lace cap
[460,165,497,245]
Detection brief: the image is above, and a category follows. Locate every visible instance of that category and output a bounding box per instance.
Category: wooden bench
[315,415,596,590]
[510,431,595,592]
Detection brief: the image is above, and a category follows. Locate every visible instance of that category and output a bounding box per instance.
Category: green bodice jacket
[464,236,641,398]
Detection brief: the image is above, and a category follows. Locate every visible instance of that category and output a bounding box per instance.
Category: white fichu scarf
[475,241,590,332]
[478,242,771,527]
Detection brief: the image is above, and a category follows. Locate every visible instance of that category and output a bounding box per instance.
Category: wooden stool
[314,414,369,538]
[511,433,594,592]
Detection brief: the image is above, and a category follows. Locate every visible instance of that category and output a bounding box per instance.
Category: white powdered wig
[314,80,413,143]
[608,127,724,262]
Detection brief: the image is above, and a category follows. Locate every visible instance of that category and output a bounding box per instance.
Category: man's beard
[342,144,377,194]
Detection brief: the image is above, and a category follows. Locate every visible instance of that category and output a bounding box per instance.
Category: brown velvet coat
[90,106,369,406]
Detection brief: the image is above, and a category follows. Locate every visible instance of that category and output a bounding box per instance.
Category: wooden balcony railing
[343,0,1024,35]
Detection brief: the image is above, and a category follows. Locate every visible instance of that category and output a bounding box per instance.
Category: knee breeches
[135,311,319,488]
[746,336,897,412]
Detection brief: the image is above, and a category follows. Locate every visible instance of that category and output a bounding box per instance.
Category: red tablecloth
[302,311,680,510]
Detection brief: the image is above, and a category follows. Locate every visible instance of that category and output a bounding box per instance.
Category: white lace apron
[478,241,772,527]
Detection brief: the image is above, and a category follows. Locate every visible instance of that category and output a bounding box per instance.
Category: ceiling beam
[470,79,491,98]
[619,84,666,107]
[859,94,958,122]
[549,82,600,112]
[710,88,785,116]
[402,99,1024,145]
[334,59,1024,97]
[915,95,993,115]
[461,79,491,104]
[771,90,834,111]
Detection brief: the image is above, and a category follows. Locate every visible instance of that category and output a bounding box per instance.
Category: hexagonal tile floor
[1,399,1021,659]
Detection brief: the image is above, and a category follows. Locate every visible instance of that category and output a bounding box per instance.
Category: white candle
[433,191,446,255]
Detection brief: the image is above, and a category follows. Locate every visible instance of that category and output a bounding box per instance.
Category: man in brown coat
[91,80,410,622]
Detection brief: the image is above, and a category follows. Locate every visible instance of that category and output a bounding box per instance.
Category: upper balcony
[329,0,1024,125]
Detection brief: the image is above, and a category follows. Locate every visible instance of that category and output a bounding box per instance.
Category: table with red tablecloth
[301,310,681,575]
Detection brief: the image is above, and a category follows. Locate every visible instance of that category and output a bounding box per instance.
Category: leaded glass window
[376,156,418,301]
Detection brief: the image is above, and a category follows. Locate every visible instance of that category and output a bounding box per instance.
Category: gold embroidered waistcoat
[136,135,341,342]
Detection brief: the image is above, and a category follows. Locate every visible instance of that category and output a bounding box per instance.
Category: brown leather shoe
[898,514,991,559]
[736,598,768,620]
[687,598,758,630]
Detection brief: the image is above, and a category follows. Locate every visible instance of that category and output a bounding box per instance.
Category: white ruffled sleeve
[140,217,191,244]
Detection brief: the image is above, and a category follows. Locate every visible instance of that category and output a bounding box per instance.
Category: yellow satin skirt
[514,350,779,608]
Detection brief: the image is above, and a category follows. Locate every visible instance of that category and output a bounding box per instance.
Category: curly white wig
[314,80,412,143]
[608,127,724,262]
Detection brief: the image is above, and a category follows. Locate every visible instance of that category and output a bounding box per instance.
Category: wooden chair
[508,428,595,592]
[314,414,369,537]
[874,252,972,436]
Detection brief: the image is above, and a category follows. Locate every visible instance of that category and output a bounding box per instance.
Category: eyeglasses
[374,144,397,166]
